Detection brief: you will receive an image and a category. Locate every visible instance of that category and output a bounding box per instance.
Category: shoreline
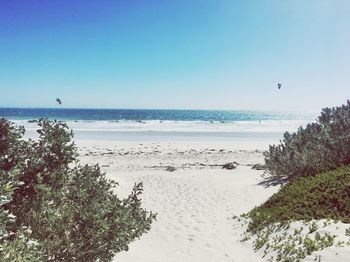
[74,130,283,142]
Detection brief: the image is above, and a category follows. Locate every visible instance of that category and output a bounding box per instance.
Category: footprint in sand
[193,226,200,232]
[187,234,196,242]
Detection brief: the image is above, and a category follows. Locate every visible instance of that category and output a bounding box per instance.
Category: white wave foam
[13,119,313,134]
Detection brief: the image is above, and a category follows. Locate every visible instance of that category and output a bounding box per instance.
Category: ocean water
[0,108,317,141]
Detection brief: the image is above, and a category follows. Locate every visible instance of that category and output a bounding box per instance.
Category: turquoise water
[0,108,314,122]
[1,108,316,141]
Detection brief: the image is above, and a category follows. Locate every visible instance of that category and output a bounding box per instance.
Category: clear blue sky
[0,0,349,111]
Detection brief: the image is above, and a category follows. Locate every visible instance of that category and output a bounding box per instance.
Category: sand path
[77,141,278,262]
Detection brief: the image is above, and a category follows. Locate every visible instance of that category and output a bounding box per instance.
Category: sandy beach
[2,0,349,260]
[76,139,279,262]
[2,0,348,260]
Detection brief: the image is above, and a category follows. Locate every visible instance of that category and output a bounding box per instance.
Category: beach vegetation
[0,118,156,261]
[247,166,350,233]
[241,166,350,261]
[264,100,350,182]
[240,219,337,262]
[241,101,350,261]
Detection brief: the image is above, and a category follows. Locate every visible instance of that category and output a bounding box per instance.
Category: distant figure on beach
[56,98,62,105]
[278,83,282,89]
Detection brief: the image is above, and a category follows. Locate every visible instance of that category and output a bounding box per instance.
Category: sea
[0,108,317,142]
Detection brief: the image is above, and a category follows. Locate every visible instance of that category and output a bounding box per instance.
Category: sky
[0,0,349,112]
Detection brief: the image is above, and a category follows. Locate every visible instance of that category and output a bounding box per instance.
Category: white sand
[241,219,350,262]
[76,140,278,262]
[75,139,350,262]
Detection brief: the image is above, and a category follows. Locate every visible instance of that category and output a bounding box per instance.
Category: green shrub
[0,119,44,260]
[247,166,350,233]
[264,100,350,181]
[0,118,156,261]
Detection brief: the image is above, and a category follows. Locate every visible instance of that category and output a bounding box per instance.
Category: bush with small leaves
[0,118,156,261]
[264,100,350,181]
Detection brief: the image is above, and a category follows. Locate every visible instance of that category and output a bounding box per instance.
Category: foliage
[0,118,43,261]
[0,118,156,261]
[1,226,43,262]
[243,101,350,261]
[264,100,350,181]
[246,166,350,233]
[239,215,340,262]
[240,218,338,262]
